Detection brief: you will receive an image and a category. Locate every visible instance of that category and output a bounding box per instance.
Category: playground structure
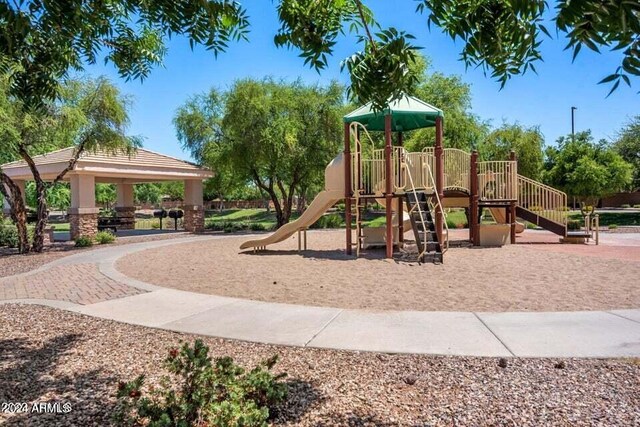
[241,95,569,262]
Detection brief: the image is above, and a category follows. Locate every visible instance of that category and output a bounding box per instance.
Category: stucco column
[68,174,99,239]
[2,180,26,216]
[183,179,204,232]
[115,183,136,230]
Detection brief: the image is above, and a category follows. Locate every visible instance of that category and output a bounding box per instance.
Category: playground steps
[515,206,567,237]
[405,190,443,264]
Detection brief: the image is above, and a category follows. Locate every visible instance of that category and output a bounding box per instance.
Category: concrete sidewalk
[2,234,639,358]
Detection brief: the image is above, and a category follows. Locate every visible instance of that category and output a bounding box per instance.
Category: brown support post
[470,150,479,245]
[384,115,393,259]
[434,116,445,246]
[344,122,352,255]
[397,131,404,243]
[509,150,517,244]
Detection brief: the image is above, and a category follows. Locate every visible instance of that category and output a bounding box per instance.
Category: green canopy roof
[343,94,443,132]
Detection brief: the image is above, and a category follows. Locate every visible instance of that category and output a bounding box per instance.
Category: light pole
[571,106,578,209]
[571,106,577,142]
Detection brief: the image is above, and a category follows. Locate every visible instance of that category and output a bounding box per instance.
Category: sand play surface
[116,230,640,312]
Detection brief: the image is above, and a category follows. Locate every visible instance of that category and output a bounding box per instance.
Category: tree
[418,1,640,96]
[25,182,71,211]
[175,79,344,227]
[614,116,640,191]
[543,131,633,207]
[2,1,636,115]
[0,1,249,110]
[0,77,139,253]
[134,184,162,206]
[404,56,488,152]
[96,184,117,209]
[478,123,544,180]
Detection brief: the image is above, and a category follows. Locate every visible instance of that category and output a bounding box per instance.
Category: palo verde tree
[478,123,545,180]
[0,77,140,253]
[175,79,344,227]
[543,131,633,208]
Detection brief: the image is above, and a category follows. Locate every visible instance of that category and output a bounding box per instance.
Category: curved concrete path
[2,234,640,358]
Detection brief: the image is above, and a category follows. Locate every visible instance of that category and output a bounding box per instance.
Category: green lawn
[568,211,640,227]
[204,207,470,231]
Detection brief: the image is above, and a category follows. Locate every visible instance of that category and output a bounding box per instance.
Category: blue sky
[84,1,639,160]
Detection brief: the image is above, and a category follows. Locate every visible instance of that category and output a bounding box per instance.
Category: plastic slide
[239,190,342,250]
[488,207,525,233]
[240,153,345,250]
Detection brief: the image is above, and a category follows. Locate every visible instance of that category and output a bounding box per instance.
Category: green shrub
[634,204,640,209]
[567,220,582,231]
[95,231,115,244]
[114,339,287,427]
[0,224,19,248]
[621,204,631,208]
[311,213,343,229]
[74,235,93,247]
[608,224,618,230]
[528,205,543,212]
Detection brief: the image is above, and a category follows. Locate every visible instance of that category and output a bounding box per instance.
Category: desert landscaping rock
[1,304,639,426]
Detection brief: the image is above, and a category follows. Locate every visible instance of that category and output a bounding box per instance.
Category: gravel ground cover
[1,304,639,426]
[0,232,194,278]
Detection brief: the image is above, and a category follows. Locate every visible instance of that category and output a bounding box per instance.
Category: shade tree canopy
[478,123,545,180]
[1,0,637,114]
[175,78,344,227]
[614,115,640,191]
[543,131,633,206]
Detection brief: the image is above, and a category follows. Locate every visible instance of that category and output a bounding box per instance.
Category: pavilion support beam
[115,183,136,230]
[384,114,393,259]
[68,174,99,240]
[183,179,204,233]
[434,116,445,247]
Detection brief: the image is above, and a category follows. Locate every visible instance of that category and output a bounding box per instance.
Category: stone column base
[115,206,136,230]
[183,205,205,233]
[68,210,99,240]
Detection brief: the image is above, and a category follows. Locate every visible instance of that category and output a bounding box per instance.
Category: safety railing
[443,148,471,192]
[517,174,567,225]
[477,161,517,201]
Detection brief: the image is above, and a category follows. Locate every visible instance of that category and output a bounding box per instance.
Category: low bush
[95,231,115,244]
[114,339,287,427]
[0,224,19,248]
[311,213,343,229]
[608,224,618,230]
[634,204,640,209]
[621,204,631,208]
[567,220,582,231]
[74,236,93,247]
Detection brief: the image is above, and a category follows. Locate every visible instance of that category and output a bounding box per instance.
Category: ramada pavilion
[1,147,213,239]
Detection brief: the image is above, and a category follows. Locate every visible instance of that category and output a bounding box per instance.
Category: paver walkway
[1,233,639,358]
[0,263,145,304]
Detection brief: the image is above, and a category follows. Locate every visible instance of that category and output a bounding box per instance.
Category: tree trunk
[0,173,31,253]
[31,178,49,252]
